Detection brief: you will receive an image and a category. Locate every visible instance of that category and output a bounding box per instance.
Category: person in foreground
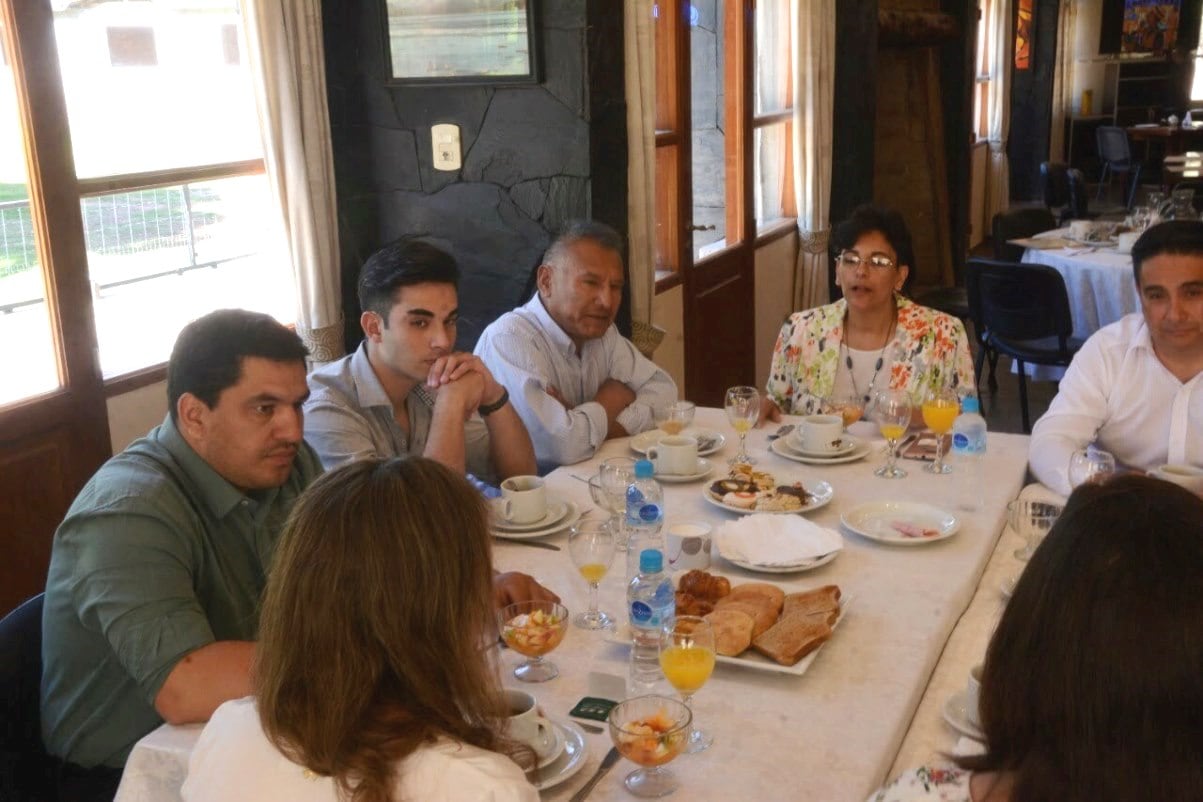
[1029,219,1203,496]
[475,220,677,471]
[181,457,538,802]
[305,237,536,483]
[40,310,320,796]
[761,204,975,421]
[868,474,1203,802]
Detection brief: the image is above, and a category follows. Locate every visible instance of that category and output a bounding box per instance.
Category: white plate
[531,719,589,791]
[654,458,715,484]
[630,428,726,457]
[605,597,848,677]
[784,435,858,458]
[840,500,960,546]
[769,437,872,466]
[703,481,833,515]
[942,689,984,742]
[490,500,569,532]
[491,502,581,540]
[715,545,840,574]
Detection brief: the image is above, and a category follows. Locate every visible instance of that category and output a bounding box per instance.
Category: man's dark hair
[542,220,625,267]
[357,238,460,321]
[167,309,308,423]
[1130,219,1203,285]
[830,204,916,292]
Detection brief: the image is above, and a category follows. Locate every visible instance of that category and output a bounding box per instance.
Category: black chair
[0,594,56,802]
[1096,125,1142,209]
[1039,161,1072,224]
[990,207,1057,262]
[1066,167,1095,220]
[966,258,1084,432]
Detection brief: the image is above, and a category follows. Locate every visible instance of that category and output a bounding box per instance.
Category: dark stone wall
[1008,0,1059,202]
[322,1,625,351]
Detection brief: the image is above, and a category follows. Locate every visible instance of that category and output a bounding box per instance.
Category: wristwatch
[478,387,510,417]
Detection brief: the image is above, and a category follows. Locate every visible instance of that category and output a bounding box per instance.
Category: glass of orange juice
[567,520,615,630]
[826,392,866,427]
[724,386,760,464]
[921,388,959,475]
[653,400,696,436]
[874,389,912,479]
[659,616,716,753]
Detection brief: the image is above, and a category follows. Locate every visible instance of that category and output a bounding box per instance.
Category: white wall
[1072,0,1110,115]
[106,380,167,453]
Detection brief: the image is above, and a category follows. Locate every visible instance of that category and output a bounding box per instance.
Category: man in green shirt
[40,309,554,797]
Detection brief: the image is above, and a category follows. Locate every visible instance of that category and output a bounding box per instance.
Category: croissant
[674,591,715,617]
[678,570,731,603]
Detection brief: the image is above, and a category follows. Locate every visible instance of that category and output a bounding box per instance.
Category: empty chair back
[1096,125,1134,166]
[1066,167,1092,219]
[991,207,1057,262]
[0,594,55,800]
[966,258,1074,346]
[1040,162,1071,211]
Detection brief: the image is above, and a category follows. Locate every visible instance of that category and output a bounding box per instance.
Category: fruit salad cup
[498,601,569,682]
[608,695,692,797]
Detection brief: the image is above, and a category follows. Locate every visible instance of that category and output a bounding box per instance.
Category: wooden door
[0,0,111,616]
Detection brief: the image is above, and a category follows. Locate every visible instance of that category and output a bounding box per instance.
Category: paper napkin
[715,514,843,566]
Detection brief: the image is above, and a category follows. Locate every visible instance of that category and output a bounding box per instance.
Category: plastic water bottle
[950,395,988,511]
[627,548,674,694]
[624,459,665,581]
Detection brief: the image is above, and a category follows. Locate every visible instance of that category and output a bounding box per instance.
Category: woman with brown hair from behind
[181,457,537,802]
[868,474,1203,802]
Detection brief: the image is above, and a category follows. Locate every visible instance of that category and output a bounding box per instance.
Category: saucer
[491,502,581,541]
[531,718,589,791]
[491,500,569,532]
[769,437,871,465]
[535,723,566,768]
[784,435,858,458]
[654,458,714,483]
[631,428,726,457]
[942,689,984,742]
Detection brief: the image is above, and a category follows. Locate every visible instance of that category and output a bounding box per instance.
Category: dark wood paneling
[0,432,71,613]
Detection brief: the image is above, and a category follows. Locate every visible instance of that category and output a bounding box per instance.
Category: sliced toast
[751,611,833,666]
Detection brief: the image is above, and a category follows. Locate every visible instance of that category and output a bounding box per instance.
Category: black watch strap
[478,387,510,417]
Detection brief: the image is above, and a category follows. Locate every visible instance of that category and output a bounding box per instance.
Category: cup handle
[500,499,514,521]
[534,717,556,757]
[646,446,661,468]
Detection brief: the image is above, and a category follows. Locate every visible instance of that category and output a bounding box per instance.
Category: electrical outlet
[431,123,461,171]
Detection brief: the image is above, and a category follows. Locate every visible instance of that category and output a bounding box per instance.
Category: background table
[1021,239,1139,342]
[115,409,1031,802]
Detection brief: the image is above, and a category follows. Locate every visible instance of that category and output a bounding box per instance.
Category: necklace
[840,315,896,406]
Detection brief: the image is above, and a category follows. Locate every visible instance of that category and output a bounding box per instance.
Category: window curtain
[791,0,835,310]
[984,0,1013,221]
[1048,0,1077,162]
[241,0,343,363]
[625,0,655,327]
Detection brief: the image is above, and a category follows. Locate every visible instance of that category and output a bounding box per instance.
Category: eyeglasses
[836,251,897,271]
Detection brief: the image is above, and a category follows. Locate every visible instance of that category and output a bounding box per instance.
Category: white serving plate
[840,500,960,546]
[715,545,840,574]
[702,480,833,516]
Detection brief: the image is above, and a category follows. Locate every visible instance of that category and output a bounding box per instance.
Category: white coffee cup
[1116,231,1139,254]
[646,435,700,476]
[1149,463,1203,496]
[503,689,557,761]
[499,475,547,524]
[965,663,984,728]
[666,520,712,571]
[1069,220,1092,242]
[798,414,845,453]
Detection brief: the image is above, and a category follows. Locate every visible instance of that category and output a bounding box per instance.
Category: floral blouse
[765,295,976,415]
[866,765,973,802]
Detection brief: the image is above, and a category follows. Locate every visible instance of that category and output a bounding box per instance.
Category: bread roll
[704,608,755,656]
[712,599,776,638]
[674,591,715,618]
[677,570,731,602]
[721,582,786,617]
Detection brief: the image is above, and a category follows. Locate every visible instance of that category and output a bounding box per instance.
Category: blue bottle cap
[961,396,980,414]
[639,548,663,573]
[634,459,654,478]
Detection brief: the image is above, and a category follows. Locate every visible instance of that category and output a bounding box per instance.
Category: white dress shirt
[1029,313,1203,496]
[474,294,677,471]
[181,697,538,802]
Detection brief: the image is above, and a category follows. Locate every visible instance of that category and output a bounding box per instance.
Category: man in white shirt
[1029,220,1203,495]
[475,221,677,470]
[305,238,537,483]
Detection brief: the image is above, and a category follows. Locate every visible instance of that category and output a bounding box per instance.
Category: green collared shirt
[40,415,322,768]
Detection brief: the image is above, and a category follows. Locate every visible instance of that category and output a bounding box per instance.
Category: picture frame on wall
[380,0,540,86]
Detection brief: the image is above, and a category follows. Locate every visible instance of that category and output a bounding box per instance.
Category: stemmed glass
[567,520,615,630]
[874,389,913,479]
[658,616,715,753]
[724,386,760,464]
[921,388,959,475]
[608,695,692,798]
[498,601,569,682]
[1068,447,1116,489]
[653,400,696,436]
[1008,499,1064,561]
[825,392,866,427]
[599,457,636,548]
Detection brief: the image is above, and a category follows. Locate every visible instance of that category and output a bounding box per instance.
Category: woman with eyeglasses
[760,204,975,422]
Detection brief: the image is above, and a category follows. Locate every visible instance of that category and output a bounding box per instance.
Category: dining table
[114,408,1032,802]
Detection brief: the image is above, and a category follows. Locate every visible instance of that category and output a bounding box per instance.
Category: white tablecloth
[1020,241,1139,342]
[115,409,1031,802]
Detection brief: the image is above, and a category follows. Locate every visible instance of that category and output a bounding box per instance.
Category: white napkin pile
[715,514,843,567]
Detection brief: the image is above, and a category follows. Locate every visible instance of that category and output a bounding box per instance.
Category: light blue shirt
[474,295,677,471]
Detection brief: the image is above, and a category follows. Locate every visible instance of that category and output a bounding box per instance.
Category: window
[221,23,240,65]
[973,0,992,139]
[752,0,795,229]
[106,26,157,67]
